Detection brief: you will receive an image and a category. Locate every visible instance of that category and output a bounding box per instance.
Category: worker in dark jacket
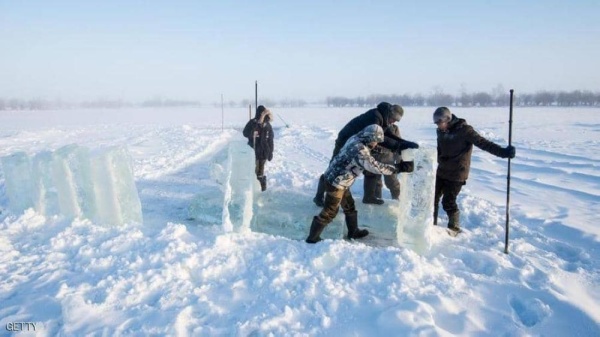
[242,105,274,191]
[433,107,516,235]
[313,103,419,206]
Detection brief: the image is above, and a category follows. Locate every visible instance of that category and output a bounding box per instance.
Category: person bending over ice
[306,124,414,244]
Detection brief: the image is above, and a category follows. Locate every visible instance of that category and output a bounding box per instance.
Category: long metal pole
[504,89,514,254]
[221,93,224,131]
[255,80,258,112]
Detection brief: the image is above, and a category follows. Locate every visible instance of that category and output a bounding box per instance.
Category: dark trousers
[317,180,356,224]
[364,171,400,200]
[255,159,266,178]
[434,176,464,215]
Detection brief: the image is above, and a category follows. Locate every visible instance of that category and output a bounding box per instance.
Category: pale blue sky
[1,0,598,103]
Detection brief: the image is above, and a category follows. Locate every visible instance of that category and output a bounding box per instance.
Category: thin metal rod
[504,89,514,254]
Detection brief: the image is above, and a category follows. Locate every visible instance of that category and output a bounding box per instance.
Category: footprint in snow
[509,295,552,327]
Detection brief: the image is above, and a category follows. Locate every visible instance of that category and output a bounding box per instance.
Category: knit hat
[390,105,404,122]
[433,107,452,124]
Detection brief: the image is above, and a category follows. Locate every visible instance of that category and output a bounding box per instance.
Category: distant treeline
[325,90,600,108]
[1,90,599,110]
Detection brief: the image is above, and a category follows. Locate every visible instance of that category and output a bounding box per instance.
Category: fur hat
[433,107,452,124]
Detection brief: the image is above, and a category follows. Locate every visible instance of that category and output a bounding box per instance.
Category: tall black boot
[345,211,369,239]
[306,216,327,244]
[448,211,461,233]
[433,206,439,226]
[363,174,384,205]
[313,175,325,207]
[258,176,267,191]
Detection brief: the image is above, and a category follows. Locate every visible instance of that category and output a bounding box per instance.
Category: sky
[1,0,599,103]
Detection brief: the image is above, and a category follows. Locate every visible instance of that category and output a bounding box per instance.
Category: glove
[396,139,419,152]
[500,145,516,159]
[395,161,414,173]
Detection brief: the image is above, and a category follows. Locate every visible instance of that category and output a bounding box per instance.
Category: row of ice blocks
[219,137,435,253]
[0,145,142,225]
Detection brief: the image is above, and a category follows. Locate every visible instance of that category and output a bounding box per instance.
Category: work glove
[395,161,414,173]
[396,139,419,152]
[500,145,516,159]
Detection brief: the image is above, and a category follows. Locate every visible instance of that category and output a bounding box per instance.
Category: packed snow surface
[0,107,598,336]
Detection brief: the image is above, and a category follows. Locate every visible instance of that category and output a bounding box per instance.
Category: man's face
[368,141,378,149]
[435,120,449,131]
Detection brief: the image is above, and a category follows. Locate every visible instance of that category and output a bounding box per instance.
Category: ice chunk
[398,148,436,253]
[221,140,255,233]
[89,146,143,225]
[31,150,61,216]
[1,152,35,213]
[251,190,344,241]
[0,145,142,225]
[52,144,89,219]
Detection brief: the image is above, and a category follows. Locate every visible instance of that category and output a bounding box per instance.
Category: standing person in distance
[313,102,419,207]
[306,124,415,244]
[433,107,516,235]
[242,105,274,191]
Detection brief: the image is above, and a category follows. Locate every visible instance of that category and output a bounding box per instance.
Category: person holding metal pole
[432,107,516,236]
[243,105,274,191]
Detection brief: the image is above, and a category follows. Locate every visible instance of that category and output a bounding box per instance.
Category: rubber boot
[345,211,369,239]
[258,176,267,191]
[448,211,461,234]
[433,206,439,226]
[362,174,384,205]
[313,175,325,207]
[306,216,327,244]
[390,187,400,200]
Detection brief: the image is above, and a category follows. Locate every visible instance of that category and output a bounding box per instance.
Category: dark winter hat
[376,102,392,116]
[433,107,452,124]
[390,105,404,122]
[257,105,266,114]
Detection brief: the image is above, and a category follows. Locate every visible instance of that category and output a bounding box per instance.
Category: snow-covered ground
[0,106,598,336]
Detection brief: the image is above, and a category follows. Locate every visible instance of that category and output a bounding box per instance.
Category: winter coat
[243,114,274,161]
[436,115,506,182]
[325,125,397,190]
[335,103,409,153]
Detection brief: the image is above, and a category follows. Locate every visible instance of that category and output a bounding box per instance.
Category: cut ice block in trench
[251,190,344,241]
[353,200,401,247]
[1,152,34,214]
[221,140,255,233]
